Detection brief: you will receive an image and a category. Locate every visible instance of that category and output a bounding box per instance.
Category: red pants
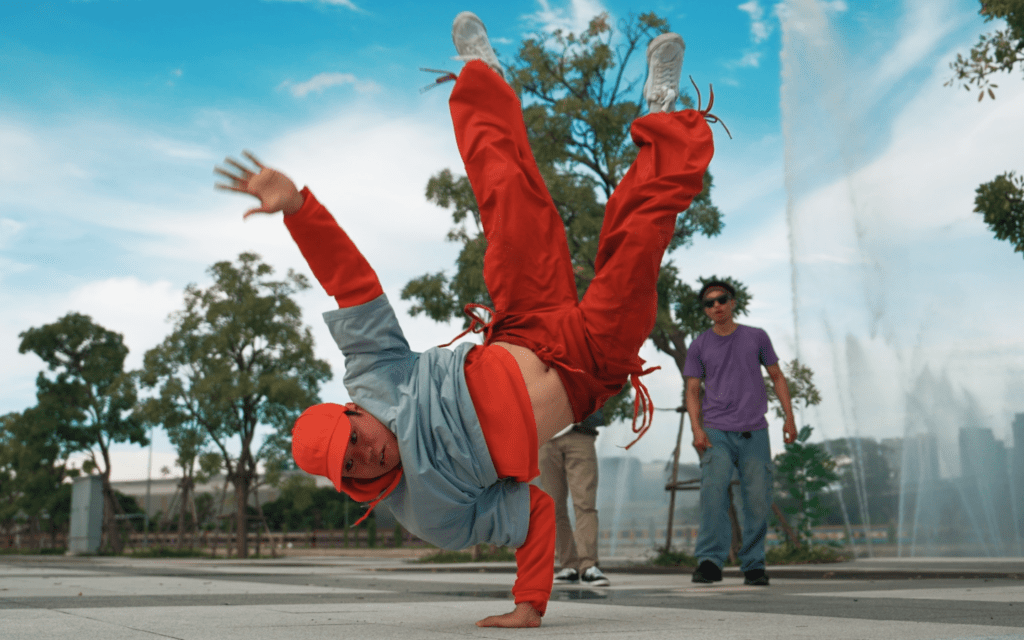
[450,60,715,423]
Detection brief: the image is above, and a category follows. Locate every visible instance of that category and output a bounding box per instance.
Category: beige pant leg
[561,431,599,571]
[539,438,579,570]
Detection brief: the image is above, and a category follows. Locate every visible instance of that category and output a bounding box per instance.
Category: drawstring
[439,303,497,348]
[419,68,458,93]
[624,365,661,450]
[352,469,404,527]
[689,76,732,140]
[438,304,658,450]
[533,344,585,376]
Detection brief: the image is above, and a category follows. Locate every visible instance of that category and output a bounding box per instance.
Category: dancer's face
[702,288,735,323]
[340,403,401,479]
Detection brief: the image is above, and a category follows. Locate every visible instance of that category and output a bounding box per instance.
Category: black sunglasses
[702,294,732,309]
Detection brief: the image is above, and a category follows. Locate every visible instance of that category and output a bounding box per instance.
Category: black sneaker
[691,560,722,583]
[743,569,770,586]
[553,567,579,584]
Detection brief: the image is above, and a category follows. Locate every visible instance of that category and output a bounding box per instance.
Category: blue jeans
[694,427,773,572]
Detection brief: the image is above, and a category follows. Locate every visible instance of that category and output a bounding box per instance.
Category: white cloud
[739,1,772,44]
[735,51,763,68]
[525,0,608,35]
[0,92,471,426]
[279,72,380,98]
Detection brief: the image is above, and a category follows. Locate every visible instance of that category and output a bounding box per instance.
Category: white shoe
[452,11,504,77]
[581,566,610,587]
[643,33,685,113]
[553,567,579,584]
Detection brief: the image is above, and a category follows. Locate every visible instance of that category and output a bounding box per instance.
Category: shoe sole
[452,11,487,50]
[646,32,685,65]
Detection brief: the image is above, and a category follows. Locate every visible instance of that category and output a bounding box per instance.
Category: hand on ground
[214,151,304,217]
[476,602,542,628]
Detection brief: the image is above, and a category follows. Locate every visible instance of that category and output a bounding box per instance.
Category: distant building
[958,426,1007,482]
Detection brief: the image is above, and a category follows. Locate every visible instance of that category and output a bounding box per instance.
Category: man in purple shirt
[683,280,797,586]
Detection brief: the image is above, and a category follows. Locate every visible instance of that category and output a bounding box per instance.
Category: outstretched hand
[476,602,542,628]
[214,151,304,218]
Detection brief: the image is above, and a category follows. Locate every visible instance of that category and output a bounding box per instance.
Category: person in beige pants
[539,410,610,586]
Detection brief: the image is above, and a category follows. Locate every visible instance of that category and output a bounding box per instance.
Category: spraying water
[779,0,1023,556]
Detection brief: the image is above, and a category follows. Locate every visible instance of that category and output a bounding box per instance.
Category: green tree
[773,426,839,547]
[764,360,830,547]
[139,252,331,558]
[0,409,79,547]
[948,0,1024,258]
[135,391,221,546]
[973,171,1024,257]
[18,312,146,553]
[947,0,1024,101]
[402,12,734,425]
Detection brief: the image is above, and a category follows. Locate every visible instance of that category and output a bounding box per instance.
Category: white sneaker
[452,11,504,77]
[553,567,579,584]
[581,566,610,587]
[643,33,685,113]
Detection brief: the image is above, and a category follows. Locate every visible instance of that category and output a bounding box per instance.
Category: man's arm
[765,363,797,444]
[215,152,384,308]
[476,485,553,628]
[685,377,711,454]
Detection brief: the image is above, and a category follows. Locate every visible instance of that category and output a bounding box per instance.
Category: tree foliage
[0,410,78,543]
[403,12,734,423]
[946,0,1024,101]
[764,358,822,421]
[138,252,331,557]
[18,312,146,552]
[773,426,839,547]
[974,171,1024,257]
[948,1,1024,259]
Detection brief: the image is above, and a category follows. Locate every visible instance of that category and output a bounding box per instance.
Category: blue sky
[2,0,1021,482]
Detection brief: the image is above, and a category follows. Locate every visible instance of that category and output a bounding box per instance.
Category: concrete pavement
[1,554,1022,639]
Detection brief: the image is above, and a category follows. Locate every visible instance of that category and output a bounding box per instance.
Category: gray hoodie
[322,294,531,550]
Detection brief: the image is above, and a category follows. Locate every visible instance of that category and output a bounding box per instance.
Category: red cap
[291,403,404,523]
[292,403,351,493]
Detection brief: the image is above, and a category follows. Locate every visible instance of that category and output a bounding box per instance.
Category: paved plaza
[1,554,1022,639]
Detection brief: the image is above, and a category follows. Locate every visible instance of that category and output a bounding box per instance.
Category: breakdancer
[215,11,715,628]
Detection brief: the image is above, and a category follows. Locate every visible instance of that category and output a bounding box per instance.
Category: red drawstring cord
[623,365,661,450]
[352,469,404,527]
[438,303,497,348]
[533,344,585,376]
[439,305,659,450]
[419,68,458,93]
[689,76,732,140]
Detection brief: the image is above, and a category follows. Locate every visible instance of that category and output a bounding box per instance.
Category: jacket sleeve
[513,485,555,616]
[282,187,384,308]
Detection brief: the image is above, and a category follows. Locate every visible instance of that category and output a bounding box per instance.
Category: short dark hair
[698,280,735,301]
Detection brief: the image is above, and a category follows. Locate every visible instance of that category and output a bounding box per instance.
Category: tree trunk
[664,408,686,552]
[234,470,249,558]
[101,475,124,555]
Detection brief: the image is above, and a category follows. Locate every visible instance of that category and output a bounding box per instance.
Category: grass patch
[128,546,213,558]
[648,543,851,568]
[416,544,516,563]
[0,547,66,556]
[766,543,852,564]
[649,548,698,567]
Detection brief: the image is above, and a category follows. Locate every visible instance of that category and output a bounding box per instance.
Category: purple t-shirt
[683,324,778,432]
